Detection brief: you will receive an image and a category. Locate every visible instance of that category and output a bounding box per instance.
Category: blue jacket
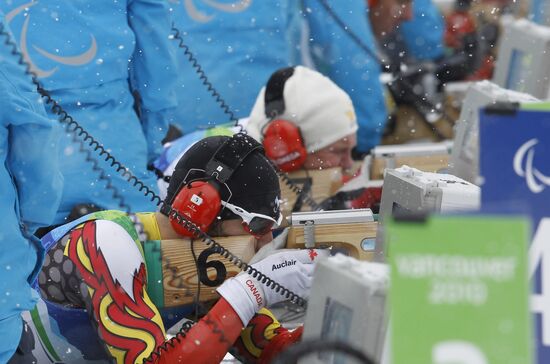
[300,0,388,153]
[1,0,178,223]
[531,0,550,25]
[0,15,63,361]
[169,1,299,134]
[399,0,445,61]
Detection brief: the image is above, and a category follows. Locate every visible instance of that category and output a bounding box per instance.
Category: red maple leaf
[308,249,318,261]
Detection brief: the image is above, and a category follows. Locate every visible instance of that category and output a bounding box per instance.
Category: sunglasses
[221,200,283,236]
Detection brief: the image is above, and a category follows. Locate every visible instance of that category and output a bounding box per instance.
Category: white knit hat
[247,66,358,153]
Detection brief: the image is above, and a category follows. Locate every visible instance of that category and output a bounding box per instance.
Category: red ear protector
[262,67,307,173]
[170,180,221,237]
[168,134,263,237]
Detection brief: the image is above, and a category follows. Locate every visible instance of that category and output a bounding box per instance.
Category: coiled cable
[142,321,195,363]
[272,338,376,364]
[170,23,243,134]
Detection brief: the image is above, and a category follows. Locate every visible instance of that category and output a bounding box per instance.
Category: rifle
[368,142,451,180]
[285,209,377,261]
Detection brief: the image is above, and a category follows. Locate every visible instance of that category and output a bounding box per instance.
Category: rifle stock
[369,143,451,180]
[286,222,378,261]
[285,209,378,261]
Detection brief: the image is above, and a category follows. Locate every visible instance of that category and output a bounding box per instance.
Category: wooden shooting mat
[158,220,378,308]
[160,235,255,307]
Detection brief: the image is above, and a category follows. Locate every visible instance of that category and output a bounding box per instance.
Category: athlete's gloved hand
[217,248,328,325]
[249,228,290,264]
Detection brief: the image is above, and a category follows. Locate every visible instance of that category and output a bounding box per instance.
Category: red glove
[232,308,303,364]
[260,326,303,364]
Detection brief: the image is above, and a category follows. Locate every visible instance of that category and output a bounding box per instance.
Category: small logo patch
[190,194,203,206]
[308,249,318,261]
[246,279,263,307]
[272,260,297,271]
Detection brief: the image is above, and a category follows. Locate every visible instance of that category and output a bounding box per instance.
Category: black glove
[351,147,369,161]
[318,189,366,211]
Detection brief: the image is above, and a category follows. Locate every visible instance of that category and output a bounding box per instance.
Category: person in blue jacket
[397,0,445,61]
[0,14,63,362]
[299,0,389,155]
[0,0,178,224]
[169,0,301,135]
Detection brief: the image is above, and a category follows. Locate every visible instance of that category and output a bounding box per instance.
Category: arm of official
[127,0,179,162]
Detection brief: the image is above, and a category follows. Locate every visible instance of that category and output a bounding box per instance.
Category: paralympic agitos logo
[6,1,97,78]
[513,138,550,194]
[170,0,252,23]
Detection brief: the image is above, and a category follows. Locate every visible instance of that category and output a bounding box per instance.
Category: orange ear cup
[169,181,221,237]
[263,119,307,172]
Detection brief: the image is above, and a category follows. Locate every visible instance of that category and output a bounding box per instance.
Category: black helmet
[163,135,281,225]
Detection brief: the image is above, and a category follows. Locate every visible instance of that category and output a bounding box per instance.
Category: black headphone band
[161,134,263,216]
[205,133,264,184]
[264,66,295,119]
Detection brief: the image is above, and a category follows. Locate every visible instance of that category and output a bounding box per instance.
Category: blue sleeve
[302,0,388,153]
[0,15,61,361]
[286,0,304,66]
[127,0,179,162]
[1,59,63,233]
[399,0,445,61]
[531,0,549,24]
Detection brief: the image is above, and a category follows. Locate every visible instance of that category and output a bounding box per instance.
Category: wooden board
[382,105,455,146]
[370,153,450,180]
[161,235,255,307]
[286,222,379,262]
[161,221,377,307]
[279,167,343,222]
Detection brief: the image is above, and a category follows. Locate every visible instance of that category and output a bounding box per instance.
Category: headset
[162,133,265,237]
[262,66,308,173]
